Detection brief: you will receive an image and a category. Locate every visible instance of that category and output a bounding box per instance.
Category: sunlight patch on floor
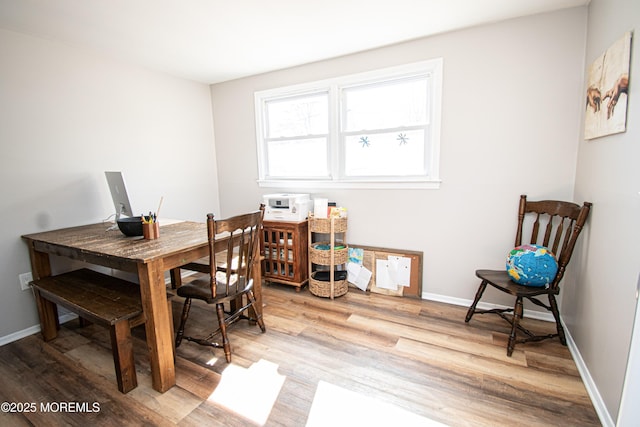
[306,381,448,427]
[208,359,285,425]
[205,356,220,366]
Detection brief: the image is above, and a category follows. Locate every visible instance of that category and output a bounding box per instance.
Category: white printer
[263,193,313,221]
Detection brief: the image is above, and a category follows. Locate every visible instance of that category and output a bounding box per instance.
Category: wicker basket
[309,216,348,233]
[309,272,348,298]
[309,243,348,265]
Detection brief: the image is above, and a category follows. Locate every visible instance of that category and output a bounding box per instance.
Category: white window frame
[254,58,443,190]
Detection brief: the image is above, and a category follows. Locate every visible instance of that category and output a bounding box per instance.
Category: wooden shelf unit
[308,215,348,299]
[261,220,309,291]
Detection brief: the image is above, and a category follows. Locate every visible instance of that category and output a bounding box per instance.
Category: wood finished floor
[0,279,600,426]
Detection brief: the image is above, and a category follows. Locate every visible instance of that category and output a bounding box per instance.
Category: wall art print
[584,31,632,140]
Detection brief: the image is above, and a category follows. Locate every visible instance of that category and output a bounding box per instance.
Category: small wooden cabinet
[261,220,309,291]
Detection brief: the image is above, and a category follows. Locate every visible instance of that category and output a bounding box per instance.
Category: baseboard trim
[0,313,77,347]
[422,292,555,322]
[563,321,614,427]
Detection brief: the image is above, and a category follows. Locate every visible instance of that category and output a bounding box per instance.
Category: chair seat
[475,269,559,297]
[176,272,244,304]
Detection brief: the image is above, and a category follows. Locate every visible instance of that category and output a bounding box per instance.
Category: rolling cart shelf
[308,215,348,299]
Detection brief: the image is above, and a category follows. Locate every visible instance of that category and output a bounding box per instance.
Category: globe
[506,244,558,287]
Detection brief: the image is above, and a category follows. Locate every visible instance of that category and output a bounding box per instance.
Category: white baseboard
[563,321,614,427]
[0,313,77,347]
[422,292,555,322]
[422,291,612,426]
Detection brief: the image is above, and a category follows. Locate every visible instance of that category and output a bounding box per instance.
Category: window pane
[344,130,426,176]
[255,58,443,186]
[266,93,328,138]
[343,78,428,131]
[267,138,328,177]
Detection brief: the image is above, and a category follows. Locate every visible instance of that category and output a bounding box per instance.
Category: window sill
[257,179,442,190]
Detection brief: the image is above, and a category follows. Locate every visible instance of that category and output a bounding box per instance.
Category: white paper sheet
[347,262,372,291]
[388,255,411,287]
[376,256,412,290]
[376,259,398,290]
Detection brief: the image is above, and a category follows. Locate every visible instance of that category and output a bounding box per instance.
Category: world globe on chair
[506,244,558,287]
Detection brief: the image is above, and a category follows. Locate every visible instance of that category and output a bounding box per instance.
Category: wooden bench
[30,268,168,394]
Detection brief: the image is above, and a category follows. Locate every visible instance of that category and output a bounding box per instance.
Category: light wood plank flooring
[0,280,600,426]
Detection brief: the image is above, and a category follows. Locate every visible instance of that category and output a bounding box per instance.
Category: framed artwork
[584,31,632,140]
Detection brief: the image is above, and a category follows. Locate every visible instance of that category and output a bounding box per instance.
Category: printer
[263,193,313,221]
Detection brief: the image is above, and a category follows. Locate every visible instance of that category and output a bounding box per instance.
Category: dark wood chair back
[514,195,592,290]
[206,208,264,299]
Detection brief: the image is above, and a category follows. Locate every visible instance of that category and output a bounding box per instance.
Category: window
[254,59,443,189]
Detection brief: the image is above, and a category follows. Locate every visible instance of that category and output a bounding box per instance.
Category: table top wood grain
[22,221,209,272]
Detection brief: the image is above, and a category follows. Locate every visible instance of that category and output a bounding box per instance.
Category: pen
[156,196,164,220]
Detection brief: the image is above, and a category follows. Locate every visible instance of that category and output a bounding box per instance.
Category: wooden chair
[174,207,265,362]
[465,195,592,356]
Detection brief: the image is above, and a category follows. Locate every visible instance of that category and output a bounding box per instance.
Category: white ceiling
[0,0,589,84]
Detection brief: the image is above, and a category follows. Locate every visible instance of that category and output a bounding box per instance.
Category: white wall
[571,0,640,421]
[211,8,588,310]
[0,29,220,338]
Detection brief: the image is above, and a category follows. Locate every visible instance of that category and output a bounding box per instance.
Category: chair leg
[216,303,231,362]
[167,297,176,360]
[465,280,488,323]
[175,298,192,348]
[247,290,266,332]
[170,268,182,289]
[507,297,524,357]
[548,294,567,345]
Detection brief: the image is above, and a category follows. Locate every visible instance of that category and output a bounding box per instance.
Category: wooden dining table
[22,220,263,393]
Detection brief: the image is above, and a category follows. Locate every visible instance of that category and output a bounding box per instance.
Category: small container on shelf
[309,216,347,234]
[309,242,348,265]
[309,269,348,298]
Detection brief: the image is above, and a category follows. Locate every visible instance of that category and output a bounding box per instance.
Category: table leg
[137,262,175,393]
[27,245,52,281]
[27,246,59,340]
[33,288,59,341]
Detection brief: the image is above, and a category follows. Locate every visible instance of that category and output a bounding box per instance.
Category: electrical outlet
[19,272,33,291]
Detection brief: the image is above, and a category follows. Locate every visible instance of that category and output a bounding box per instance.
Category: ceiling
[0,0,589,84]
